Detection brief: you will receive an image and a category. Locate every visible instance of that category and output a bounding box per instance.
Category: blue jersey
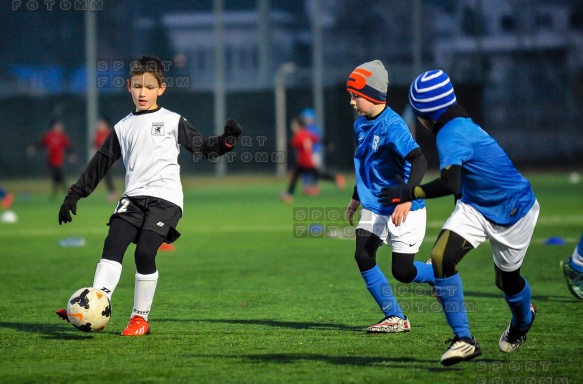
[436,117,536,225]
[353,106,425,215]
[306,123,323,154]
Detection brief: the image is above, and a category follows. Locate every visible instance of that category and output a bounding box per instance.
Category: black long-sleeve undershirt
[413,165,462,199]
[404,147,426,187]
[68,115,234,200]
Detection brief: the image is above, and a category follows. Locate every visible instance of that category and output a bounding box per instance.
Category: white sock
[132,271,159,321]
[572,248,583,268]
[92,259,122,299]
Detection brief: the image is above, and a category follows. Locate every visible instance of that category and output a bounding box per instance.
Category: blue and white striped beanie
[409,69,456,121]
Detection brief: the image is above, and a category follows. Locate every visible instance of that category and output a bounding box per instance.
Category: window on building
[501,15,515,32]
[535,13,553,30]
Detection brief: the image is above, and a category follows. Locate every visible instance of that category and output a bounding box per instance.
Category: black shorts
[109,195,182,243]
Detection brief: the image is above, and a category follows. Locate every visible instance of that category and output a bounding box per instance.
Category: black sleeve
[177,117,234,160]
[352,185,359,201]
[68,131,121,199]
[415,165,461,199]
[404,147,427,187]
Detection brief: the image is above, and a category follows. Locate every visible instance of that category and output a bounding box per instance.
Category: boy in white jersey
[55,56,242,336]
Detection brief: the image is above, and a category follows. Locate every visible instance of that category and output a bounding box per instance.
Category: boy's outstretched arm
[178,117,242,159]
[58,131,121,225]
[405,147,427,186]
[379,164,461,206]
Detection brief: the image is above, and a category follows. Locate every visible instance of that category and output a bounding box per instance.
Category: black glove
[224,117,242,139]
[378,176,414,206]
[58,193,80,225]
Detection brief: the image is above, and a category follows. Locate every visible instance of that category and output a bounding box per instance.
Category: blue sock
[505,280,533,331]
[412,261,434,284]
[434,274,471,339]
[361,265,404,318]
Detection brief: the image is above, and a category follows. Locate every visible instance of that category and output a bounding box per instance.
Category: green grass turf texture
[0,173,581,383]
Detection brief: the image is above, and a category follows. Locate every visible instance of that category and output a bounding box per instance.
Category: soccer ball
[1,210,18,224]
[66,287,111,332]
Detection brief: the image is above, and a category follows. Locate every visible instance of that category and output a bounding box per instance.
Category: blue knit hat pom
[409,69,456,121]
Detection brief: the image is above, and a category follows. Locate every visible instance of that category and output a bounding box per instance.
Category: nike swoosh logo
[69,313,83,321]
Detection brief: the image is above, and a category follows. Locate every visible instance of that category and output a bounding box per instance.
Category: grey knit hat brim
[347,60,388,104]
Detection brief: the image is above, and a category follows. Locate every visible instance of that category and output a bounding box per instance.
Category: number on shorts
[114,198,129,214]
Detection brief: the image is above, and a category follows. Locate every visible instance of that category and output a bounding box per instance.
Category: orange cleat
[302,185,320,196]
[158,243,176,251]
[56,308,69,322]
[279,192,293,204]
[335,174,346,190]
[121,315,150,336]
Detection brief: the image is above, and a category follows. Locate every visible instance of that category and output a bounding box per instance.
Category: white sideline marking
[1,214,582,240]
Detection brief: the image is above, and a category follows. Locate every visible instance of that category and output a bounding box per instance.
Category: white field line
[1,214,582,240]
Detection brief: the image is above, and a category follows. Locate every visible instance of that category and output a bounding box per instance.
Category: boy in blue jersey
[561,233,583,299]
[345,60,434,333]
[380,69,539,366]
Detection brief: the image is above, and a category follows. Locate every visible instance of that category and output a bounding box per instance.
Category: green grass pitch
[0,173,581,383]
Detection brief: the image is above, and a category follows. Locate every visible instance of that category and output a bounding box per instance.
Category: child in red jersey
[28,120,76,197]
[280,116,344,203]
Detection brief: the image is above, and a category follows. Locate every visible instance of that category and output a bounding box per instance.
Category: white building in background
[432,0,583,161]
[434,0,582,74]
[157,10,297,91]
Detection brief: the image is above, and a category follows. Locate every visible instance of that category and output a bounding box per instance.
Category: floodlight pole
[408,0,422,139]
[311,0,325,164]
[274,63,296,178]
[85,7,98,163]
[214,0,227,177]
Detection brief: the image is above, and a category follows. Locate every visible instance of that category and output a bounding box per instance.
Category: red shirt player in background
[280,116,345,204]
[28,120,76,198]
[94,118,117,201]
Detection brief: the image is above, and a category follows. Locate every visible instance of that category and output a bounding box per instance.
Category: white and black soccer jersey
[68,106,233,211]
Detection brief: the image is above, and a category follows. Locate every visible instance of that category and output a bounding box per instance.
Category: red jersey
[94,129,110,148]
[290,129,317,168]
[40,131,71,167]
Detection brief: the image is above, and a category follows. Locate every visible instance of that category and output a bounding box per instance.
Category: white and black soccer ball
[1,210,18,224]
[66,287,111,332]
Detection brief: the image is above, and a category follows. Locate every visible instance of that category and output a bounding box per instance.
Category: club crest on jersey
[372,135,380,150]
[151,122,165,136]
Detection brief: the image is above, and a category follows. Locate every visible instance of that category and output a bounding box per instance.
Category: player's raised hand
[379,175,413,206]
[58,196,79,225]
[224,117,243,139]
